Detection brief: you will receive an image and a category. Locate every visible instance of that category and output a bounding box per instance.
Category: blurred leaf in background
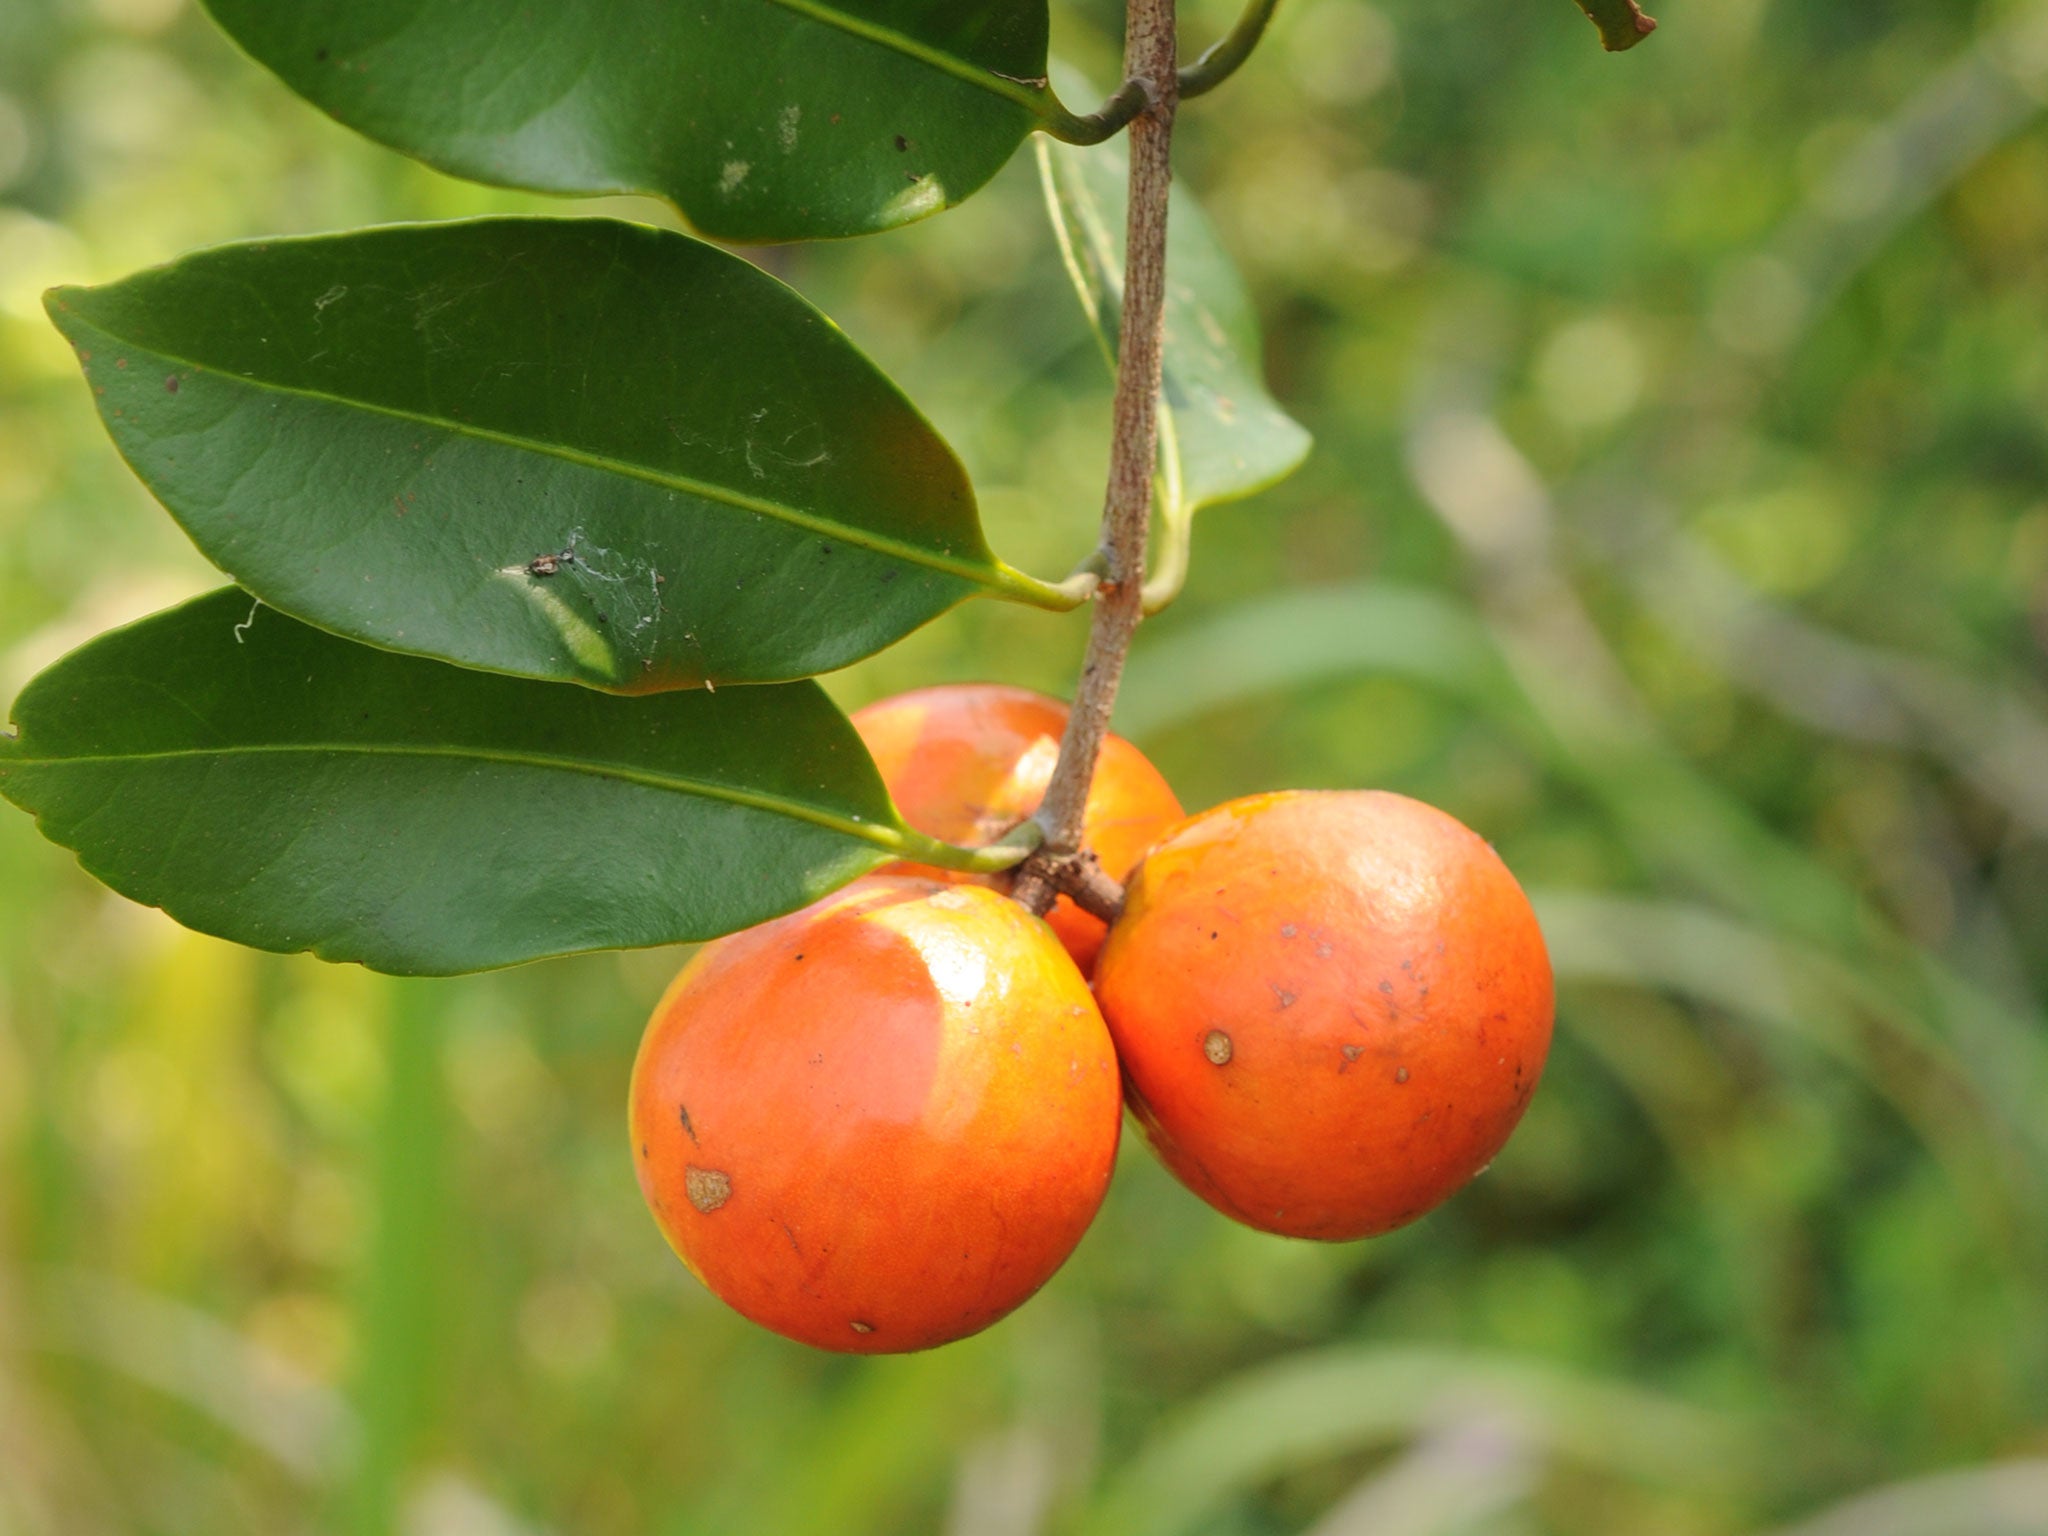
[5,0,2048,1533]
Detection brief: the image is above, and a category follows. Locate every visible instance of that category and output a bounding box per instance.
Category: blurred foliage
[5,0,2048,1532]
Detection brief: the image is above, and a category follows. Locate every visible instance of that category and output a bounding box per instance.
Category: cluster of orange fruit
[629,686,1554,1353]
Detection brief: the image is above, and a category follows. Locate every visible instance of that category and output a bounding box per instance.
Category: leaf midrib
[64,309,1014,594]
[765,0,1047,116]
[10,737,908,852]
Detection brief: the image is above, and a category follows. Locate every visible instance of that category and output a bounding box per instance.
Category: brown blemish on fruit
[1395,1067,1410,1084]
[684,1166,731,1213]
[1342,1044,1363,1062]
[1203,1030,1233,1066]
[849,1319,875,1334]
[1272,985,1296,1009]
[678,1103,698,1144]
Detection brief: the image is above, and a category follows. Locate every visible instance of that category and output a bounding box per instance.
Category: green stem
[1180,0,1283,101]
[1041,80,1151,146]
[900,825,1040,876]
[1041,0,1281,145]
[1573,0,1658,51]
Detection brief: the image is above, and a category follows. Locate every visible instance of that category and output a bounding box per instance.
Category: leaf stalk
[1040,0,1277,144]
[1574,0,1658,51]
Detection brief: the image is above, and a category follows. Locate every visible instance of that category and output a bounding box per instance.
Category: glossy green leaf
[46,219,1061,694]
[199,0,1055,242]
[1036,97,1310,586]
[0,588,926,975]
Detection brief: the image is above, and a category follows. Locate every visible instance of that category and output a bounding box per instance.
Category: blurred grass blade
[1588,525,2048,836]
[1536,892,2044,1251]
[19,1267,354,1481]
[1757,1460,2048,1536]
[340,979,447,1536]
[1302,1416,1537,1536]
[1117,581,1527,741]
[1082,1346,1753,1536]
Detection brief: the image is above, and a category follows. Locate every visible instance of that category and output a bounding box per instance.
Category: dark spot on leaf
[527,551,573,578]
[316,45,330,61]
[164,375,180,394]
[893,134,909,152]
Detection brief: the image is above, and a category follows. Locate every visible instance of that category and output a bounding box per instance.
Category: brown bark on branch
[1009,0,1178,921]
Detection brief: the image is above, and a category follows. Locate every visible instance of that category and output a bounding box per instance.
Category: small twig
[1043,78,1151,146]
[1574,0,1657,52]
[1030,848,1128,924]
[1041,0,1273,145]
[1179,0,1282,101]
[1011,0,1178,919]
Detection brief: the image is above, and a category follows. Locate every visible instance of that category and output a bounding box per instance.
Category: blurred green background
[6,0,2048,1531]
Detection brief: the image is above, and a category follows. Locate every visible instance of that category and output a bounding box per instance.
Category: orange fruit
[851,683,1183,974]
[1094,790,1554,1240]
[630,875,1122,1352]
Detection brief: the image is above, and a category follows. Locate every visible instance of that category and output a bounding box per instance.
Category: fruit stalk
[1011,0,1178,918]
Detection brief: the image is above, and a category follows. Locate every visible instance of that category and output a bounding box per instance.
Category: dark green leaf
[200,0,1055,242]
[1036,104,1310,550]
[47,219,1062,694]
[0,588,927,975]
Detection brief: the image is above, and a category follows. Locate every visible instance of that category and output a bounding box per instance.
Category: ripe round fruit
[1094,790,1554,1241]
[851,683,1183,975]
[630,875,1122,1352]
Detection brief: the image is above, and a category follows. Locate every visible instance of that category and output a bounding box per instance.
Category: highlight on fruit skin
[1093,790,1555,1241]
[630,875,1122,1353]
[851,683,1183,974]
